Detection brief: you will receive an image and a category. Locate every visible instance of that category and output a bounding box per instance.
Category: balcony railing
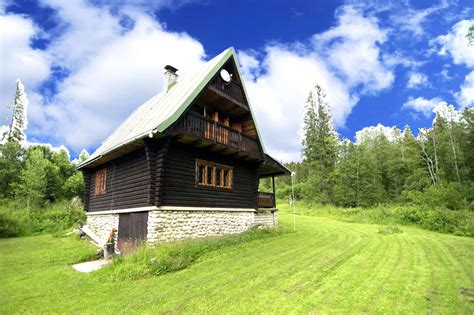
[257,192,275,208]
[210,75,247,106]
[173,111,260,156]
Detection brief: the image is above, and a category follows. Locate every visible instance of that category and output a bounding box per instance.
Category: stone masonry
[254,209,278,227]
[147,210,255,244]
[86,213,119,244]
[86,208,278,247]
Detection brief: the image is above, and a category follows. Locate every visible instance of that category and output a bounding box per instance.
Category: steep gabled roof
[78,47,267,169]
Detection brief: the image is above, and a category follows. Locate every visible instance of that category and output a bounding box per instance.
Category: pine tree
[301,85,339,203]
[302,85,338,169]
[5,80,29,143]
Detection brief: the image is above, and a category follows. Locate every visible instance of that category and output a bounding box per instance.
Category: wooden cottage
[77,48,290,252]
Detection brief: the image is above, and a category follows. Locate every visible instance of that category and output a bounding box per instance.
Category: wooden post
[272,175,276,208]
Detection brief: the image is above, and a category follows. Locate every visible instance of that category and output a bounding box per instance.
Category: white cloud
[433,101,462,124]
[407,72,429,89]
[0,13,51,123]
[438,64,453,81]
[26,0,206,151]
[355,123,400,144]
[242,46,358,162]
[1,2,397,162]
[314,5,394,93]
[396,0,449,37]
[403,96,443,117]
[434,19,474,67]
[455,70,474,108]
[240,5,395,162]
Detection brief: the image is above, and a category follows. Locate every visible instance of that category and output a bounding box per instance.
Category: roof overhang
[258,154,291,178]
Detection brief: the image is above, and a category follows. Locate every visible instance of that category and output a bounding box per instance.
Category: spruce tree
[301,85,338,203]
[6,80,28,143]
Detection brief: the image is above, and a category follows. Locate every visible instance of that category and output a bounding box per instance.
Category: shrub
[403,182,470,210]
[278,201,473,237]
[0,212,24,237]
[0,199,85,238]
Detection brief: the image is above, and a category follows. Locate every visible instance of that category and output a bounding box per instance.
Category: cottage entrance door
[117,212,148,254]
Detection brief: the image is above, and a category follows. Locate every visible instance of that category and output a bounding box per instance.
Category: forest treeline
[266,85,473,211]
[1,80,86,208]
[0,81,86,237]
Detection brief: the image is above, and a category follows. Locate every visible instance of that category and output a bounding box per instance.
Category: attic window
[95,169,107,196]
[196,159,233,191]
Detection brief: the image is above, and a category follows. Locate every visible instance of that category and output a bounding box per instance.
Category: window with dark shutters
[95,169,107,196]
[195,159,233,191]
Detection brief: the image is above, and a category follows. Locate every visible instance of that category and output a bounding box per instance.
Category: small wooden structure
[77,48,289,252]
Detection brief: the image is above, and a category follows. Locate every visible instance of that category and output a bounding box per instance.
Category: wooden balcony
[257,192,275,208]
[209,75,247,107]
[173,111,260,157]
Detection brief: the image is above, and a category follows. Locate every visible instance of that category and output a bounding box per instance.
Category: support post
[272,175,276,208]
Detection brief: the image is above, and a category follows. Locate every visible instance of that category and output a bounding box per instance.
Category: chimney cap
[164,65,178,73]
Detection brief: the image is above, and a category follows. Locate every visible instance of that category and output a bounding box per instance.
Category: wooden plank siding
[154,138,171,205]
[84,137,261,212]
[160,141,260,208]
[87,148,151,212]
[82,170,92,212]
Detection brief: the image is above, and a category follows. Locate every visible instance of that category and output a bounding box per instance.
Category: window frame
[94,169,107,196]
[195,159,233,191]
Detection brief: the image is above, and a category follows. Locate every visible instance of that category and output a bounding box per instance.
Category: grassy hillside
[1,214,473,314]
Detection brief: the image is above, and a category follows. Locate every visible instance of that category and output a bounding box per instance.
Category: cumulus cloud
[241,46,358,162]
[314,5,393,93]
[403,96,442,117]
[25,0,207,151]
[407,72,429,89]
[355,123,399,144]
[240,5,394,161]
[455,70,474,108]
[434,19,474,67]
[0,13,51,122]
[1,1,399,162]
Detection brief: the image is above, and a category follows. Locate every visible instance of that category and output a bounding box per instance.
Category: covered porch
[257,154,291,209]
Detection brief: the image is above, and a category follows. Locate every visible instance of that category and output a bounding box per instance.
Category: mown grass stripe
[0,214,473,314]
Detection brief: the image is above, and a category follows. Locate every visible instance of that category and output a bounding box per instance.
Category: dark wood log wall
[87,148,151,212]
[160,141,260,208]
[155,138,171,205]
[84,138,260,212]
[82,170,91,212]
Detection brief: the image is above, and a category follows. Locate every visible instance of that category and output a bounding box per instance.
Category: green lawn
[1,214,473,314]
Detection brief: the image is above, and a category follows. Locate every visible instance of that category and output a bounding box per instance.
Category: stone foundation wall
[254,209,278,227]
[86,213,119,243]
[85,207,279,247]
[147,210,255,244]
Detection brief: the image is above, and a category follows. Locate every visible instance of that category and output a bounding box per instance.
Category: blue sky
[0,0,473,161]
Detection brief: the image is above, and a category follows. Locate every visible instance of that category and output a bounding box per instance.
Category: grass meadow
[0,213,473,314]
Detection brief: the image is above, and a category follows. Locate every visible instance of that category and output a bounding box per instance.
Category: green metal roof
[78,47,267,169]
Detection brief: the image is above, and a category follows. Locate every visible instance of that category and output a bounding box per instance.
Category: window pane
[223,170,228,187]
[216,169,222,186]
[207,166,213,186]
[199,165,205,184]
